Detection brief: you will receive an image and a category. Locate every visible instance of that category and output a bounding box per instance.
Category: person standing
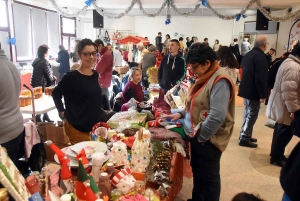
[164,43,235,201]
[142,45,157,88]
[135,42,149,69]
[179,37,184,50]
[158,39,186,92]
[155,32,163,53]
[0,42,24,166]
[230,38,241,65]
[56,45,70,81]
[241,37,251,61]
[70,39,80,63]
[31,45,56,122]
[213,39,220,51]
[52,39,105,144]
[186,37,191,48]
[94,39,113,99]
[113,46,122,67]
[163,34,171,55]
[266,43,300,167]
[238,35,269,148]
[265,48,276,66]
[204,38,209,46]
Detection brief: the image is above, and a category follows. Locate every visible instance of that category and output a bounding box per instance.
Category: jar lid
[101,172,108,177]
[106,163,114,167]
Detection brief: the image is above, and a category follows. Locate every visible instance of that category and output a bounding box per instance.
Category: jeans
[282,193,292,201]
[190,137,222,201]
[0,129,24,166]
[270,123,293,160]
[240,98,260,139]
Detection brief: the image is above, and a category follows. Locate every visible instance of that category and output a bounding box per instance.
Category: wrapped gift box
[107,111,147,129]
[25,175,41,195]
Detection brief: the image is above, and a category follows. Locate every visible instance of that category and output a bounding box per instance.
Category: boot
[36,115,42,122]
[42,113,54,122]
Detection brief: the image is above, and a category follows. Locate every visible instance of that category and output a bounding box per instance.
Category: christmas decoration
[109,141,130,167]
[131,128,151,173]
[76,159,89,200]
[111,168,136,195]
[48,190,61,201]
[89,174,100,197]
[76,149,89,169]
[86,183,98,201]
[91,152,106,183]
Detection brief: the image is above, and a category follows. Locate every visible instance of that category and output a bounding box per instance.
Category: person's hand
[53,76,57,81]
[290,113,295,119]
[63,118,70,128]
[260,98,266,103]
[163,113,181,121]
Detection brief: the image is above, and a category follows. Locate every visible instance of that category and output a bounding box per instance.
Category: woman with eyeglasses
[164,43,235,201]
[52,38,105,144]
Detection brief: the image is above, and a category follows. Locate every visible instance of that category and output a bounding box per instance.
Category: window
[61,16,76,52]
[0,1,12,60]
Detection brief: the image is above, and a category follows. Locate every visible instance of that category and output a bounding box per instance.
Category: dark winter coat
[155,36,163,52]
[31,58,54,88]
[238,47,268,101]
[56,50,70,74]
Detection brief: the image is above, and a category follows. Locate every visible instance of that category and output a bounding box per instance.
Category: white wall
[78,16,135,42]
[135,16,234,48]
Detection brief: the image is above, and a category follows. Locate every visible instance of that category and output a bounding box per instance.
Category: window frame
[0,0,13,60]
[60,16,77,52]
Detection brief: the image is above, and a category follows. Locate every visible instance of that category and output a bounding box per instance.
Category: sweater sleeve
[197,79,231,142]
[254,54,268,99]
[95,55,110,74]
[124,88,136,101]
[52,74,69,113]
[171,57,186,86]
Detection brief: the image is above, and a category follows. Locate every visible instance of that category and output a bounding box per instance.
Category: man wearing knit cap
[158,39,186,92]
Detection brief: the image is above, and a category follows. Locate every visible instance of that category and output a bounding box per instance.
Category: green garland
[0,162,19,193]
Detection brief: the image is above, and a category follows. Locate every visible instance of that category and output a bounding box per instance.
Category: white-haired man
[238,35,269,148]
[135,42,148,69]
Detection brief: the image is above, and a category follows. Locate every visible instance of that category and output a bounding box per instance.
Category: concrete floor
[26,87,299,201]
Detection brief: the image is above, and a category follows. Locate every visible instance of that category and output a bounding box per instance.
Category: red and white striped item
[111,168,132,186]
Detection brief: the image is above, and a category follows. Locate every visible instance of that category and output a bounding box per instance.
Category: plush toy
[76,159,89,200]
[111,168,136,195]
[91,152,106,182]
[76,149,89,169]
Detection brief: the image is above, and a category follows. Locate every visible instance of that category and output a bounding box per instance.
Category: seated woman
[52,39,105,144]
[122,67,145,103]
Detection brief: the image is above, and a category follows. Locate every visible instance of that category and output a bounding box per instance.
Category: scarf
[186,61,220,111]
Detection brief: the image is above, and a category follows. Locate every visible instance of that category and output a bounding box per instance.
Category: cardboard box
[115,66,129,74]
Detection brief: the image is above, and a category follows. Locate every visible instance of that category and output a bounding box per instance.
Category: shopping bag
[264,119,276,129]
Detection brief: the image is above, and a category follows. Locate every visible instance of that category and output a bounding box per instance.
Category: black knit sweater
[52,70,103,132]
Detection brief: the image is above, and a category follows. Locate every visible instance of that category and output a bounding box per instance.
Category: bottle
[98,173,111,199]
[106,163,115,180]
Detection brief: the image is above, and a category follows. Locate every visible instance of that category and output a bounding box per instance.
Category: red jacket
[95,47,113,88]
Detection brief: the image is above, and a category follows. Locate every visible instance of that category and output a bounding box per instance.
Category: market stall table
[20,95,61,115]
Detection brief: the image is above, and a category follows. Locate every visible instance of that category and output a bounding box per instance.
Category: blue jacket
[56,50,70,74]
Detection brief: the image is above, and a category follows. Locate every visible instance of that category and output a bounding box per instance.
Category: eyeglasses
[81,52,98,58]
[190,63,200,69]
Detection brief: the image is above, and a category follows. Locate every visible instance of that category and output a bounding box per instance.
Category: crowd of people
[0,28,299,201]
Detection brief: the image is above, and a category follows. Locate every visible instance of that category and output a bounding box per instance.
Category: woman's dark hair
[77,38,98,53]
[179,37,183,41]
[217,46,239,69]
[215,39,219,44]
[186,42,216,65]
[291,42,300,57]
[37,45,49,59]
[166,34,170,39]
[234,38,238,42]
[94,39,104,47]
[232,192,265,201]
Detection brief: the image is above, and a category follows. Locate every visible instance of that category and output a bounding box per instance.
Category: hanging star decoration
[236,13,247,21]
[202,0,207,7]
[7,37,16,46]
[85,0,94,6]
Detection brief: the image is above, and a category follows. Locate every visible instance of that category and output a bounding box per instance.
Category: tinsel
[49,0,88,17]
[50,0,300,22]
